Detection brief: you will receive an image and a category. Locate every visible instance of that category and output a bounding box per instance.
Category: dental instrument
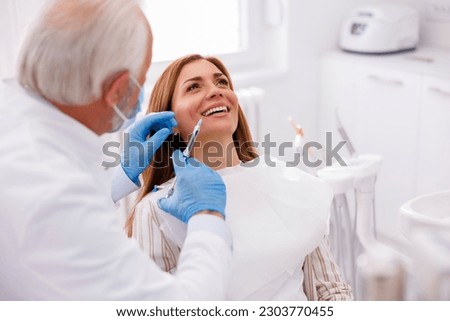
[287,116,303,137]
[287,116,324,175]
[288,116,304,150]
[165,118,203,198]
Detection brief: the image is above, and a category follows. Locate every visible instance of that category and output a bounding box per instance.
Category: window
[141,0,288,88]
[141,0,246,63]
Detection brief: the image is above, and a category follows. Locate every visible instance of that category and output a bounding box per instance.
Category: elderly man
[0,0,231,300]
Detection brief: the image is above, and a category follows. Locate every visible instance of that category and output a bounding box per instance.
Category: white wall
[0,0,47,79]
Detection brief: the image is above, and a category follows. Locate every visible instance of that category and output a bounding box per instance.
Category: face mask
[109,75,144,133]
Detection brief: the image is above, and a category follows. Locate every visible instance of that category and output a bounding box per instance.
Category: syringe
[165,118,203,198]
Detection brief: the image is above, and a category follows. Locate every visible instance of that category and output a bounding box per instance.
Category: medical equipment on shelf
[399,190,450,300]
[165,118,203,198]
[339,3,419,54]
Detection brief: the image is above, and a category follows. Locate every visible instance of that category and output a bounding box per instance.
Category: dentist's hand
[122,112,177,185]
[158,150,226,223]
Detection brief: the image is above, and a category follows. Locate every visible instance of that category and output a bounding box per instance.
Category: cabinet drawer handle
[367,74,404,86]
[428,87,450,97]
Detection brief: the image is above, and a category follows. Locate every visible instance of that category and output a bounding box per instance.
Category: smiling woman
[171,59,240,159]
[126,54,353,301]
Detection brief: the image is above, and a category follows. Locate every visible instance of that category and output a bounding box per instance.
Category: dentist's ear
[104,71,130,106]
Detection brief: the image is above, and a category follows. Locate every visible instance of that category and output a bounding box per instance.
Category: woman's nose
[206,84,223,99]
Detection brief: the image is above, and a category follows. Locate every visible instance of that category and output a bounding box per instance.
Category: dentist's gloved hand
[158,150,226,223]
[122,112,177,185]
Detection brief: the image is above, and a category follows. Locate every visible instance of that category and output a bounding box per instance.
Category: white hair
[17,0,149,106]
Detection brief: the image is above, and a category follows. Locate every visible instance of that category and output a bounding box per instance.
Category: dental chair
[317,154,386,300]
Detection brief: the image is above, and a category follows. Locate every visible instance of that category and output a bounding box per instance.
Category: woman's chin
[199,126,236,142]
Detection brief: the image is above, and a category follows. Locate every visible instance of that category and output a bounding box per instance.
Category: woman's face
[171,59,239,142]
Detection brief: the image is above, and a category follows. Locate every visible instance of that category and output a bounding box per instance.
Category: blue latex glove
[122,112,177,185]
[158,150,226,222]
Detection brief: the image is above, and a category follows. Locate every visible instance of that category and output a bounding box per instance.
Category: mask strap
[129,74,142,91]
[112,104,128,121]
[112,74,142,121]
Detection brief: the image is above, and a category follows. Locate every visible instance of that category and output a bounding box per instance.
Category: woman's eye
[187,83,200,92]
[217,78,229,86]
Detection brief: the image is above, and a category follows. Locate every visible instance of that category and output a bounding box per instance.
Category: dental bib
[148,156,332,300]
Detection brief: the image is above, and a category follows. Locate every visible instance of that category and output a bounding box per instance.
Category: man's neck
[51,99,112,136]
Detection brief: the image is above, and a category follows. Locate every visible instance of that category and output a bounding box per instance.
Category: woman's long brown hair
[125,54,258,236]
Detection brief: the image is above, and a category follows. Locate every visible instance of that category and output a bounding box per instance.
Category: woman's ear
[104,71,130,106]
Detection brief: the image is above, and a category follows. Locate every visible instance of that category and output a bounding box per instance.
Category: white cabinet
[318,49,450,239]
[417,76,450,195]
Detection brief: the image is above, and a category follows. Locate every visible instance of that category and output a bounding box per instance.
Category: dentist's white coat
[0,79,232,300]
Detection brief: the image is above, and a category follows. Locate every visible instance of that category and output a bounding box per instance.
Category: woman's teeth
[202,106,228,117]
